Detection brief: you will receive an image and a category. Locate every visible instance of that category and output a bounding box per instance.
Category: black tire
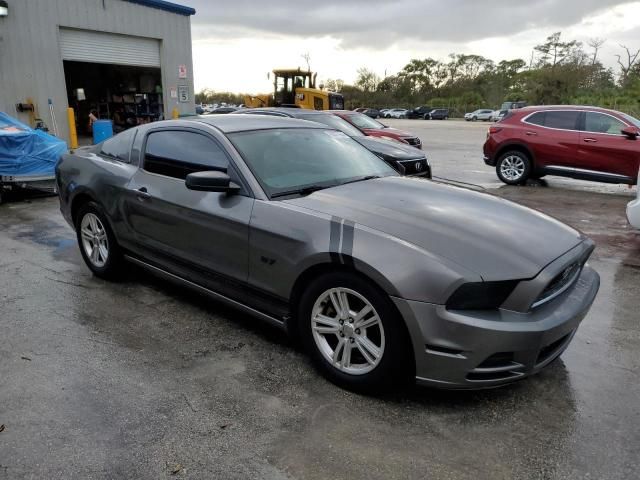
[75,201,125,279]
[496,150,532,185]
[472,116,477,121]
[298,271,412,393]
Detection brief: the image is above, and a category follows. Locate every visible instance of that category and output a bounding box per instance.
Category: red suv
[332,111,423,149]
[483,106,640,185]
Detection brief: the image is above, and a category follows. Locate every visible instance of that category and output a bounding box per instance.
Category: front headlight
[445,281,519,310]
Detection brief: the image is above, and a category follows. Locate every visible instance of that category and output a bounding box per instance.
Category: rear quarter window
[525,112,546,126]
[99,128,137,163]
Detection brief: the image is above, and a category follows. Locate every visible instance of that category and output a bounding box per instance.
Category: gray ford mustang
[56,115,600,392]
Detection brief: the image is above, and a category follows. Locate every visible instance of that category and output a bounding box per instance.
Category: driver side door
[123,127,254,286]
[578,111,640,182]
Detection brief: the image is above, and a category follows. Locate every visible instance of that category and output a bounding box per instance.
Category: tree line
[196,32,640,117]
[329,32,640,116]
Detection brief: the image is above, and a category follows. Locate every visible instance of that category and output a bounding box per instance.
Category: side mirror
[185,171,240,193]
[621,126,639,139]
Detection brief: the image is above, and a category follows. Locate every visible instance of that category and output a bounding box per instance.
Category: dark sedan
[56,116,600,392]
[232,108,430,177]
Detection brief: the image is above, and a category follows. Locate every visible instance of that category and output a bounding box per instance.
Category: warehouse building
[0,0,196,144]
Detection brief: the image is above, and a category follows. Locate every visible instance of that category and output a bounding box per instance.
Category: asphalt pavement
[1,120,639,479]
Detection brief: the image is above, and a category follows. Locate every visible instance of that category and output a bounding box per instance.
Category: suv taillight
[488,126,502,135]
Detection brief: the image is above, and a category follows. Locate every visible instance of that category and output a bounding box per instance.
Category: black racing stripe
[341,220,355,268]
[329,216,342,263]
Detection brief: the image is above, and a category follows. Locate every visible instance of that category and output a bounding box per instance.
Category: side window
[99,128,137,163]
[526,112,546,126]
[143,130,229,180]
[584,112,627,135]
[544,111,580,130]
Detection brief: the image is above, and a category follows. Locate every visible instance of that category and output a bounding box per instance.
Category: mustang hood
[286,176,584,280]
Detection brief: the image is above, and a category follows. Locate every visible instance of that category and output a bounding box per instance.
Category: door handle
[583,138,597,143]
[134,187,152,200]
[525,131,537,136]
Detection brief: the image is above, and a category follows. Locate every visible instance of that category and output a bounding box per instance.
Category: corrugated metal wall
[0,0,195,143]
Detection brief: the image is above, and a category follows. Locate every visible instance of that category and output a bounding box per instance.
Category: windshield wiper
[339,175,382,186]
[271,184,328,198]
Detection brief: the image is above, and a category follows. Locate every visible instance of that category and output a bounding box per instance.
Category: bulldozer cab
[273,69,316,107]
[244,68,344,110]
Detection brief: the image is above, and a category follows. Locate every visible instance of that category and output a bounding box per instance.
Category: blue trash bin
[93,120,113,144]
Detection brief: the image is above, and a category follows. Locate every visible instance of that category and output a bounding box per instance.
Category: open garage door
[59,28,160,67]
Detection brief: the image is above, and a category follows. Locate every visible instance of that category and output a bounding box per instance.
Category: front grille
[397,159,430,177]
[533,261,581,308]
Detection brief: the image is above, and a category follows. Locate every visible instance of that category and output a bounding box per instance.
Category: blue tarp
[0,112,67,177]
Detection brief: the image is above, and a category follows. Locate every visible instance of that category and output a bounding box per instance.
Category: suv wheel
[496,151,531,185]
[76,202,125,279]
[298,272,411,393]
[472,116,477,121]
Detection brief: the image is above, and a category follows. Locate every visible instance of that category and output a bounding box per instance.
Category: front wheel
[496,151,531,185]
[472,116,477,121]
[298,272,412,393]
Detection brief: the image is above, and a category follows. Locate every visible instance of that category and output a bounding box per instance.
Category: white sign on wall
[178,85,189,103]
[170,88,178,99]
[178,65,187,79]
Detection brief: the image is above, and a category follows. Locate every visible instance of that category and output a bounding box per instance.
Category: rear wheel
[75,202,125,279]
[298,272,412,393]
[496,151,531,185]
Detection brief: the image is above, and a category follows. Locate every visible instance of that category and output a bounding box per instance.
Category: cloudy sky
[186,0,640,93]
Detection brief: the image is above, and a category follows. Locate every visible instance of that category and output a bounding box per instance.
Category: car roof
[182,114,328,133]
[516,105,616,114]
[236,107,333,117]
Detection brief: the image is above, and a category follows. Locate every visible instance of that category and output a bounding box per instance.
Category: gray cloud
[186,0,636,48]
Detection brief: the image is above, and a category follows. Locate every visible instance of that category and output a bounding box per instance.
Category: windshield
[620,112,640,128]
[298,113,364,137]
[347,113,386,129]
[228,128,396,197]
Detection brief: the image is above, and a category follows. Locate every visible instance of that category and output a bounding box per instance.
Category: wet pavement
[1,124,639,479]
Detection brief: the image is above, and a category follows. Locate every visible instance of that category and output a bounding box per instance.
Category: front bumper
[392,265,600,389]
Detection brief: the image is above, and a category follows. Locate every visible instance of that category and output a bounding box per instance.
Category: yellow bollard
[67,107,79,149]
[172,107,179,119]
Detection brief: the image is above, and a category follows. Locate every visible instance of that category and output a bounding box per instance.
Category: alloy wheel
[500,155,526,181]
[80,213,109,268]
[311,287,385,375]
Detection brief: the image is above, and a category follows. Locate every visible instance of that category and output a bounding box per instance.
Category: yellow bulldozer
[244,68,344,110]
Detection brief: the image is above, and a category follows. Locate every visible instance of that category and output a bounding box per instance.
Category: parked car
[407,106,433,119]
[491,110,507,122]
[379,109,390,117]
[209,106,239,114]
[627,177,640,228]
[464,109,494,121]
[361,108,381,119]
[231,108,430,177]
[483,106,640,185]
[195,105,205,115]
[425,108,449,120]
[332,110,422,148]
[384,108,408,119]
[56,115,600,392]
